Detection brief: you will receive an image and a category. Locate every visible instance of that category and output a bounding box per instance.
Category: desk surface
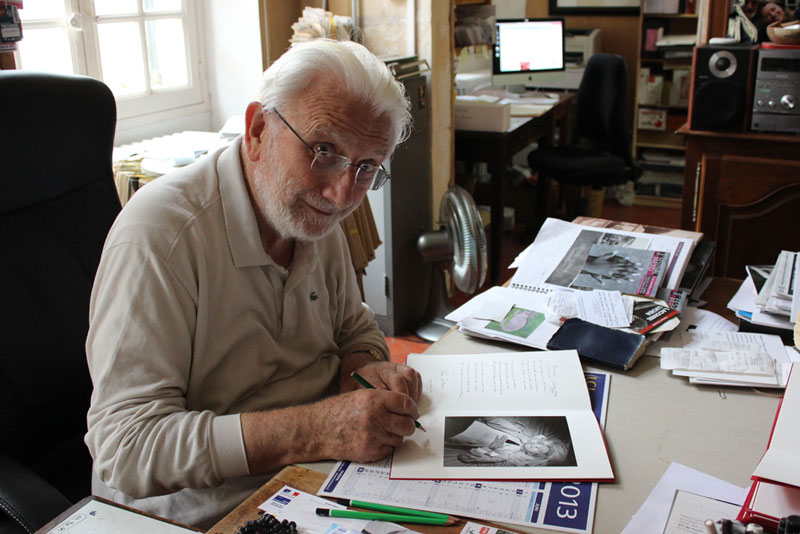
[211,279,781,534]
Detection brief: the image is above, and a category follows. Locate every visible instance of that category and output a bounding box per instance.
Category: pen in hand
[350,371,427,432]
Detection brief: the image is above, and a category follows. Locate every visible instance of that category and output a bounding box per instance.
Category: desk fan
[415,185,488,341]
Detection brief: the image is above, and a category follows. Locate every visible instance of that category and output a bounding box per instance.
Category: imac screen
[493,19,565,79]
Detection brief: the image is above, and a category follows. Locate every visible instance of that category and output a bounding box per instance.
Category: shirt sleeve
[85,242,249,498]
[330,229,390,361]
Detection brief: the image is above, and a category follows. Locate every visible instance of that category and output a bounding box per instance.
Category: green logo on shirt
[310,291,318,301]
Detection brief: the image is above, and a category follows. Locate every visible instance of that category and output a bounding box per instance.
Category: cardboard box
[455,98,510,132]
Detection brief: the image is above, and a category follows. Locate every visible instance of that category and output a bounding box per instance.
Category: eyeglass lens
[311,151,389,191]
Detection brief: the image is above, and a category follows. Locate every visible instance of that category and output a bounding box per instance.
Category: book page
[44,499,197,534]
[390,351,613,482]
[662,491,741,534]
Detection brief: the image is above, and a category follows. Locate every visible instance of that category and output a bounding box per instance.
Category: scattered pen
[316,508,457,526]
[350,371,427,432]
[335,498,457,523]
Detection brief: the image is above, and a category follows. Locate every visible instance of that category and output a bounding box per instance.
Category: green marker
[315,508,456,525]
[336,498,455,522]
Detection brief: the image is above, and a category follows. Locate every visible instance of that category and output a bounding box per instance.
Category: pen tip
[417,423,427,432]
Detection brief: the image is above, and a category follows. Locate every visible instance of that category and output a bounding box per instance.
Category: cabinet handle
[692,161,702,225]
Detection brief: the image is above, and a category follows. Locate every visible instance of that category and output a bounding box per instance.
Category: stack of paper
[727,253,800,342]
[658,330,799,388]
[754,251,800,324]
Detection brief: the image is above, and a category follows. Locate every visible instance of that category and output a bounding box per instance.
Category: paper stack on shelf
[739,364,800,530]
[727,252,799,345]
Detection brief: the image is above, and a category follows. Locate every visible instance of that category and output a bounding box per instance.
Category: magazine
[511,218,696,294]
[568,244,670,297]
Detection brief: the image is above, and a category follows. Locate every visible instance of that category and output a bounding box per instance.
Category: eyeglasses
[268,108,391,191]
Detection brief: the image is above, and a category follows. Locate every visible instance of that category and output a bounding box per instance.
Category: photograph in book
[443,416,577,467]
[484,306,547,338]
[390,351,614,482]
[544,229,649,288]
[568,244,669,297]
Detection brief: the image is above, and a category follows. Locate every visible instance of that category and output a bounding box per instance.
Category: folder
[738,363,800,529]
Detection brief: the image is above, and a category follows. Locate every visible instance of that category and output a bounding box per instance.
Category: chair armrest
[0,453,71,533]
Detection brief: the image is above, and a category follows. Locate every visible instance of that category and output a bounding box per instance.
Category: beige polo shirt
[85,137,388,527]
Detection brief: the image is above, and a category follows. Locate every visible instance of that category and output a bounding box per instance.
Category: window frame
[14,0,208,123]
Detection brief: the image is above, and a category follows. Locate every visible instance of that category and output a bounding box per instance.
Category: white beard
[251,153,356,242]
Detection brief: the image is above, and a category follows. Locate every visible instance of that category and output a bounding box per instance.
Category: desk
[210,279,780,534]
[455,94,574,285]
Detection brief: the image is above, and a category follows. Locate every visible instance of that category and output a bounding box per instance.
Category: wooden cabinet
[679,127,800,277]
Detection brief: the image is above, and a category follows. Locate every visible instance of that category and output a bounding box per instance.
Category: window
[15,0,206,121]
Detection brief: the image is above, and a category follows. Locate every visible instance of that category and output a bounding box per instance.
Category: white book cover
[389,351,614,482]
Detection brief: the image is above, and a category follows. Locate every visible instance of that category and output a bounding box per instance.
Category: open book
[390,351,614,482]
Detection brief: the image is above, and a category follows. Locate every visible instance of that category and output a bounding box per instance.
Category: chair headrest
[0,71,117,214]
[574,54,630,159]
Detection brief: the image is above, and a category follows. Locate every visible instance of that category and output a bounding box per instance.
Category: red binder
[738,364,800,529]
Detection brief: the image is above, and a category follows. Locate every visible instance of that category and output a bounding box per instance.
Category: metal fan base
[414,316,455,343]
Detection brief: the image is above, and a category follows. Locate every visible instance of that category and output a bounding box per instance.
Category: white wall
[202,0,263,131]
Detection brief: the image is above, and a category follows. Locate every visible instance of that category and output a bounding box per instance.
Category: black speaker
[689,45,757,132]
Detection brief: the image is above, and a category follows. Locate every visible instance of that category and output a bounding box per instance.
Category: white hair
[255,39,412,149]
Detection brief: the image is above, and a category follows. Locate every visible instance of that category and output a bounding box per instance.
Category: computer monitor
[492,18,565,90]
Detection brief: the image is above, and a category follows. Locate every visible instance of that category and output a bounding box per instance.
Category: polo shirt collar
[218,136,270,268]
[217,136,320,277]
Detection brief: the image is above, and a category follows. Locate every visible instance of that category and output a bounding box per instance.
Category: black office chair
[528,53,641,226]
[0,71,121,534]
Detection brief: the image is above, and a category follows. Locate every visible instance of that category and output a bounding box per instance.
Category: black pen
[350,371,426,432]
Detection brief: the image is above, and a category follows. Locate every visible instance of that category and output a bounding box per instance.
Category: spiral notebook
[508,282,553,293]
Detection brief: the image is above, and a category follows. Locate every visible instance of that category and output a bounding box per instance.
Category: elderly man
[85,39,421,528]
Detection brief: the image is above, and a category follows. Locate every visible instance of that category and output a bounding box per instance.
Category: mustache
[304,195,347,214]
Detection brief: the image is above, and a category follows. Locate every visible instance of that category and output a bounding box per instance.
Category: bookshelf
[633,2,699,208]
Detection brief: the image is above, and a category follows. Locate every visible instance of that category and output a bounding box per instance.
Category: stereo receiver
[751,47,800,134]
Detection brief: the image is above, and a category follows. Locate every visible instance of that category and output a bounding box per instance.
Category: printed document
[389,351,613,482]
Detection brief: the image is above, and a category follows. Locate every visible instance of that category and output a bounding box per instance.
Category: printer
[564,28,602,67]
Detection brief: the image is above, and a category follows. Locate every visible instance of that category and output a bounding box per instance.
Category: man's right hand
[240,386,419,474]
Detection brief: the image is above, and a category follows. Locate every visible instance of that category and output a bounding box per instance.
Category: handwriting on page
[457,359,559,398]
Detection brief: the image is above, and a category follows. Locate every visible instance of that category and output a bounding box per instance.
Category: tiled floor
[384,199,683,362]
[385,335,432,365]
